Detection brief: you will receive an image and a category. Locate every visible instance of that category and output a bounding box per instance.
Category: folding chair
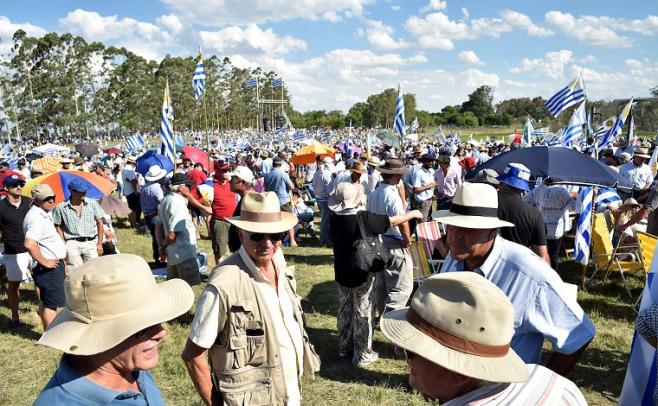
[409,241,442,283]
[634,231,658,308]
[415,221,447,260]
[586,213,643,298]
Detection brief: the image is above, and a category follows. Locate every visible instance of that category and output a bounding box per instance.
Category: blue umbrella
[466,146,632,188]
[136,150,175,175]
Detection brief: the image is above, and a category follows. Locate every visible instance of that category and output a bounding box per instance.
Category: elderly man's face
[239,229,280,267]
[405,350,475,401]
[110,323,166,373]
[446,225,497,262]
[633,156,646,166]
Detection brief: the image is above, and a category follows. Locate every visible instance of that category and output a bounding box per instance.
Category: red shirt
[188,168,207,200]
[212,178,237,220]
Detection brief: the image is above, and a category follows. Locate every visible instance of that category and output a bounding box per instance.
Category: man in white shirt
[618,147,653,198]
[411,154,436,223]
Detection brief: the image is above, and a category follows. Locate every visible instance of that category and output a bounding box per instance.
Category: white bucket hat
[432,182,513,229]
[144,164,168,182]
[381,272,529,383]
[37,254,194,355]
[226,191,298,233]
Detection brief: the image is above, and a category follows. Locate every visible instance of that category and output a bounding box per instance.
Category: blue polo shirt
[264,168,293,205]
[34,355,166,406]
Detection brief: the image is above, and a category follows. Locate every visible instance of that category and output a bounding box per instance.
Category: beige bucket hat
[37,254,194,355]
[432,182,513,229]
[381,272,529,383]
[328,182,366,212]
[226,191,298,233]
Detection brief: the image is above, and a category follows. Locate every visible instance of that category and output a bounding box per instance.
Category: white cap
[228,166,255,183]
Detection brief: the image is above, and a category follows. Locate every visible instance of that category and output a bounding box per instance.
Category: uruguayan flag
[192,54,206,101]
[407,117,419,133]
[574,187,593,265]
[125,132,145,153]
[160,82,175,165]
[245,78,258,88]
[593,116,616,140]
[321,131,332,142]
[272,78,283,88]
[174,133,185,148]
[597,99,633,150]
[292,131,305,142]
[533,127,550,138]
[394,84,406,138]
[628,114,636,145]
[594,187,621,211]
[620,260,658,405]
[563,101,587,147]
[545,76,586,117]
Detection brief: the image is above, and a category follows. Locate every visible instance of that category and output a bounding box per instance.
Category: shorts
[4,252,32,282]
[166,257,201,286]
[210,219,231,259]
[32,261,66,310]
[126,193,140,212]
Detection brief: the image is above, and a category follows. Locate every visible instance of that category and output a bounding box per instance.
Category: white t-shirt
[121,165,137,196]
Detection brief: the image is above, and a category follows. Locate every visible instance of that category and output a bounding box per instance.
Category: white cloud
[200,24,306,57]
[157,14,183,34]
[500,10,553,37]
[0,16,47,55]
[59,9,173,60]
[510,49,573,80]
[365,20,410,50]
[458,50,483,65]
[544,11,631,48]
[420,0,447,13]
[161,0,375,26]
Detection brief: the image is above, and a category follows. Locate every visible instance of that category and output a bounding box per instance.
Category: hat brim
[496,176,530,192]
[634,154,651,159]
[37,278,193,355]
[381,308,528,383]
[432,210,514,229]
[145,170,168,182]
[226,211,298,234]
[377,167,409,175]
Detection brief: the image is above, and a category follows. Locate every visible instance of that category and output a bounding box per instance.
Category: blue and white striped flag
[192,53,206,101]
[292,131,305,142]
[394,83,406,139]
[174,132,185,148]
[594,187,622,211]
[245,78,258,88]
[321,131,332,142]
[563,101,587,147]
[124,132,145,153]
[160,81,175,165]
[628,114,636,145]
[620,260,658,405]
[532,127,550,138]
[574,186,593,265]
[407,117,419,133]
[272,78,283,88]
[597,99,633,150]
[545,76,586,118]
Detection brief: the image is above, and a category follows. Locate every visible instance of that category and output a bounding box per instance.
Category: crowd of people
[3,132,658,405]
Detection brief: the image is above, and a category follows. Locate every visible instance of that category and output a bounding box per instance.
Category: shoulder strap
[356,211,368,239]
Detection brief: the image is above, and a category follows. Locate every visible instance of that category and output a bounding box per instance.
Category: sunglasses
[44,196,56,203]
[133,323,161,340]
[8,183,26,188]
[249,232,285,242]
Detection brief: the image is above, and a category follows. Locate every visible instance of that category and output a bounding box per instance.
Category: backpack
[351,211,390,273]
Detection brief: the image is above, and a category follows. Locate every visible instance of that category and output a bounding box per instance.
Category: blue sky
[1,0,657,113]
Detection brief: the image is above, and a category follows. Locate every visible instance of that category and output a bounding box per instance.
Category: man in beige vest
[182,191,320,406]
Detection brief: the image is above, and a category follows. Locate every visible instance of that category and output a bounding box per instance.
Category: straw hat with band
[144,165,168,182]
[377,158,409,175]
[432,182,514,229]
[348,161,367,174]
[226,191,297,234]
[37,254,194,355]
[328,182,366,213]
[634,147,651,159]
[381,272,528,383]
[367,156,380,166]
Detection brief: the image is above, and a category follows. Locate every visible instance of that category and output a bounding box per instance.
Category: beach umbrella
[290,144,336,165]
[104,147,123,155]
[99,195,131,216]
[22,170,116,205]
[135,150,175,175]
[31,156,62,174]
[181,146,210,172]
[466,146,632,188]
[75,143,100,158]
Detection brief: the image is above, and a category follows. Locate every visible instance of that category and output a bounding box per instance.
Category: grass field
[0,216,643,405]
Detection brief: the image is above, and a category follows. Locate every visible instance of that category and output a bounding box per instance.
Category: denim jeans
[145,214,159,262]
[317,200,331,245]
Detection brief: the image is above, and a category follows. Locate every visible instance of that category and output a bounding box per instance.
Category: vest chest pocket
[229,303,267,369]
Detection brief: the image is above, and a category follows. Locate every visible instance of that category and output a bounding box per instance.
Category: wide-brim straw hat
[349,161,367,174]
[144,165,168,182]
[328,182,365,212]
[377,158,409,175]
[37,254,194,355]
[381,272,528,383]
[432,182,514,229]
[227,191,298,233]
[634,147,651,159]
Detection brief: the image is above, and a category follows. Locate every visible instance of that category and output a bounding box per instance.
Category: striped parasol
[22,170,116,205]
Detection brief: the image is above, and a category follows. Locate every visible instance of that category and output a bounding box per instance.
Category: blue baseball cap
[3,174,25,187]
[496,163,531,192]
[68,178,90,193]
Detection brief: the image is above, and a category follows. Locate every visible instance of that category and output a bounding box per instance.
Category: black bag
[352,212,390,273]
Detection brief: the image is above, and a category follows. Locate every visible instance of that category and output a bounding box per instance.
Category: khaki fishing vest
[206,251,320,406]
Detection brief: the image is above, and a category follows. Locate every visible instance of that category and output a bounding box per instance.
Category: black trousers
[547,237,563,271]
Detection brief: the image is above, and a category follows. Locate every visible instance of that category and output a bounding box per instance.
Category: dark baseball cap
[170,173,193,187]
[3,174,25,187]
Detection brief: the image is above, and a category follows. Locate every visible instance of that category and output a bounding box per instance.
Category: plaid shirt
[523,184,576,239]
[52,198,105,240]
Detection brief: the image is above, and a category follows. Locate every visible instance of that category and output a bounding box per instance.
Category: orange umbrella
[22,171,116,205]
[290,144,336,165]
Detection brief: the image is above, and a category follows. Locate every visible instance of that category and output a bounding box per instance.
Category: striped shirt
[442,364,587,405]
[523,184,576,239]
[52,199,105,240]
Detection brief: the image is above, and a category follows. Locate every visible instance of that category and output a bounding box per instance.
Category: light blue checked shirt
[440,236,596,364]
[523,183,576,239]
[366,182,404,239]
